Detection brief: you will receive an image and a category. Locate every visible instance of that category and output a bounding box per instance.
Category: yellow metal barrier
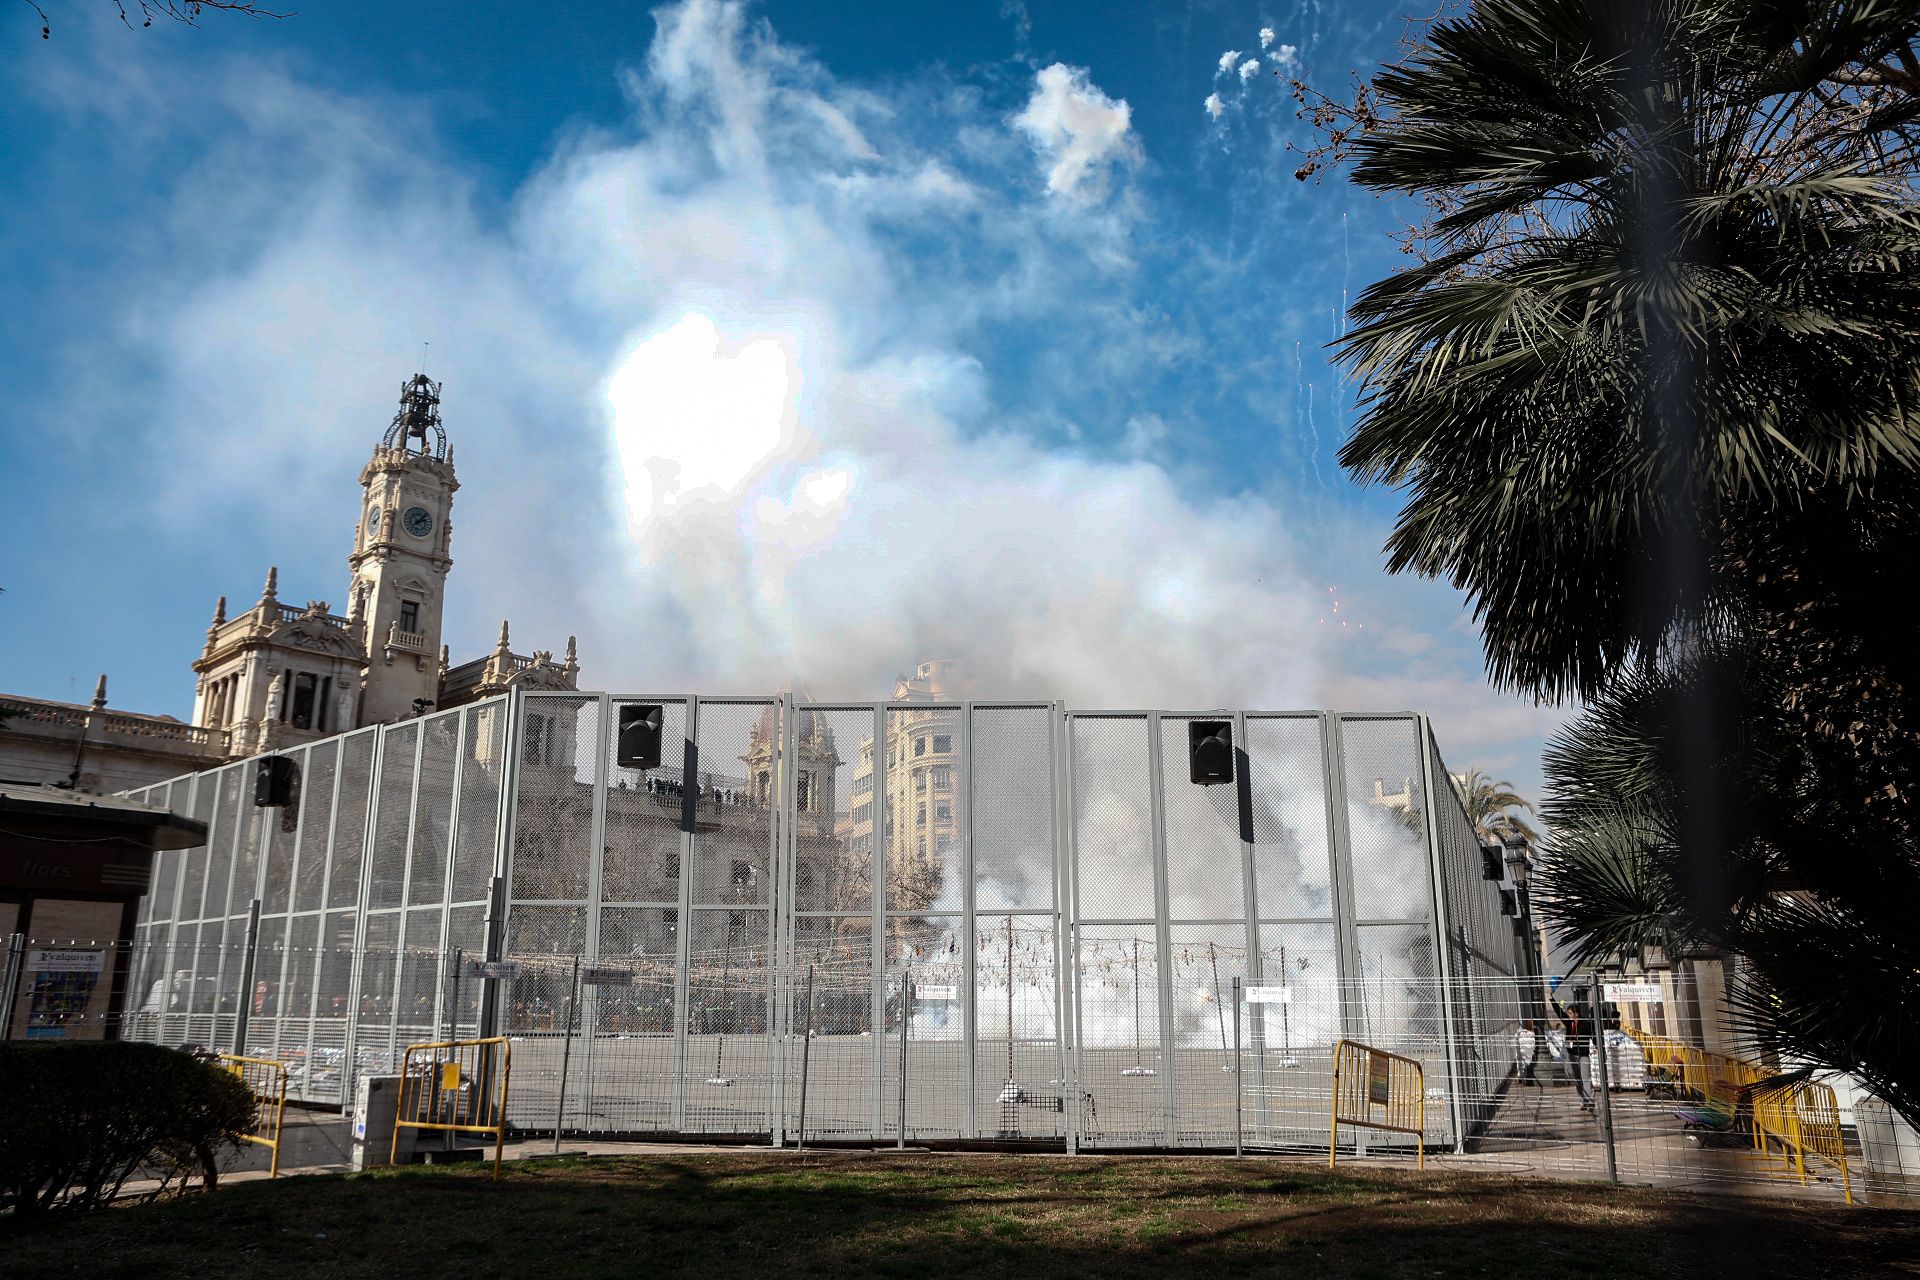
[392,1036,513,1181]
[217,1053,289,1178]
[1329,1039,1425,1170]
[1753,1080,1853,1205]
[1628,1033,1853,1204]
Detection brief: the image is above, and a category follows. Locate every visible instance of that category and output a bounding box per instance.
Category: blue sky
[0,0,1565,799]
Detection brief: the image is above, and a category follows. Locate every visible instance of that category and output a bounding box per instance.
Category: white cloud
[1203,33,1294,127]
[1011,62,1141,206]
[70,0,1327,715]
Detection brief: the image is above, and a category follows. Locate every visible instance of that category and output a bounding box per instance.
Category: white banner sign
[1243,985,1293,1004]
[1603,982,1663,1003]
[464,960,521,981]
[915,984,958,1001]
[29,949,106,974]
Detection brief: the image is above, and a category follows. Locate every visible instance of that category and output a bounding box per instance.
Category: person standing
[1550,989,1596,1112]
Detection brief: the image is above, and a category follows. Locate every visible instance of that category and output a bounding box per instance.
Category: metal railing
[217,1053,290,1177]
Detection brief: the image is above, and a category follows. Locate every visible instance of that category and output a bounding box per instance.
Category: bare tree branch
[25,0,292,40]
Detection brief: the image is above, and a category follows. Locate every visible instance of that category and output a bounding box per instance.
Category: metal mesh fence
[50,691,1906,1203]
[21,936,1906,1203]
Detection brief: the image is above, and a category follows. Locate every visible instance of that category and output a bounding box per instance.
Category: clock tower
[349,373,459,726]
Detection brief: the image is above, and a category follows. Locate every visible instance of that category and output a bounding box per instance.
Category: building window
[935,803,951,822]
[525,714,551,765]
[932,766,951,788]
[757,770,771,803]
[851,801,871,827]
[933,735,951,754]
[914,736,926,757]
[916,804,926,824]
[797,772,812,811]
[290,672,318,730]
[399,600,420,634]
[916,771,927,793]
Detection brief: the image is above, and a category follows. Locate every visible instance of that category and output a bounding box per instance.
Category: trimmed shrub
[0,1041,254,1224]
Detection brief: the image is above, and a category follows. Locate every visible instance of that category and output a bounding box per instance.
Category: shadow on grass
[6,1153,1915,1280]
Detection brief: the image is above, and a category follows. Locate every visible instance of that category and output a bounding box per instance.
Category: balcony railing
[385,624,431,655]
[0,697,229,753]
[0,697,87,730]
[273,603,349,629]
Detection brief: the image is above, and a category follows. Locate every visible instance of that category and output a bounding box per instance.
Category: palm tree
[1331,0,1920,701]
[1321,0,1920,1130]
[1451,769,1539,846]
[1536,646,1920,1132]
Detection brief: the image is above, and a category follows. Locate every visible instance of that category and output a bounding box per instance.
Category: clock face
[403,506,433,538]
[365,504,380,534]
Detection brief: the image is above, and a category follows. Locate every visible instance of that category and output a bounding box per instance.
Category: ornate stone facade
[0,371,582,793]
[188,373,581,760]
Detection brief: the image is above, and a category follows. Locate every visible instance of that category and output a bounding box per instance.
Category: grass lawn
[5,1151,1914,1279]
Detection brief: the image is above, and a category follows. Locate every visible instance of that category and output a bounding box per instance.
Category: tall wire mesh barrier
[16,933,1912,1203]
[57,691,1905,1204]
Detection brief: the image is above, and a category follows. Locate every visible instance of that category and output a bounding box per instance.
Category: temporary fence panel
[218,1053,290,1177]
[393,1035,513,1180]
[1329,1038,1426,1168]
[1755,1081,1854,1204]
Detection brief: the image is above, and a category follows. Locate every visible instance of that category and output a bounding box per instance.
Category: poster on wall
[24,949,107,1039]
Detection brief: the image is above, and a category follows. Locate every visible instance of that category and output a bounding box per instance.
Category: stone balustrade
[385,624,431,654]
[0,696,229,755]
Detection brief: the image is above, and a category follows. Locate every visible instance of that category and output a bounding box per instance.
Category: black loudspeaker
[255,756,296,807]
[1481,844,1504,881]
[1187,720,1234,786]
[618,703,665,770]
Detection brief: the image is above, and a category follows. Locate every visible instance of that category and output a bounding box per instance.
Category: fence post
[232,898,262,1055]
[1591,982,1618,1182]
[796,963,815,1152]
[1053,701,1080,1157]
[1145,714,1178,1147]
[447,948,463,1045]
[897,968,911,1150]
[0,932,24,1040]
[554,956,580,1154]
[478,876,507,1041]
[1415,716,1470,1155]
[1232,977,1244,1158]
